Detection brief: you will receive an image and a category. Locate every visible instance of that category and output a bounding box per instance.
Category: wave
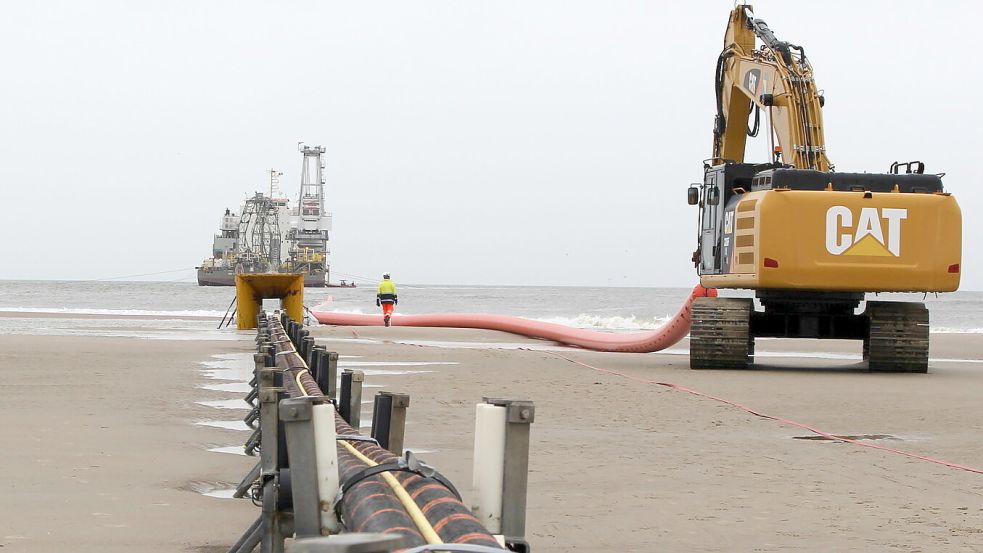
[931,327,983,334]
[309,305,369,315]
[535,314,673,331]
[0,307,225,318]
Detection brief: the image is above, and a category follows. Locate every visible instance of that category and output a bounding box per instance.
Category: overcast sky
[2,1,980,289]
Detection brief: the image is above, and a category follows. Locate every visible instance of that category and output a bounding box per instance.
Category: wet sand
[0,332,257,553]
[1,317,982,552]
[312,325,983,552]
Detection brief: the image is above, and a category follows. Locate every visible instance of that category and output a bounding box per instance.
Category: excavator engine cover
[698,165,961,293]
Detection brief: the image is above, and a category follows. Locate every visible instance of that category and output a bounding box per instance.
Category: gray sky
[2,1,980,289]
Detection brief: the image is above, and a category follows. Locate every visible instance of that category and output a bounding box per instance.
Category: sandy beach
[1,314,981,552]
[0,329,258,553]
[311,325,983,552]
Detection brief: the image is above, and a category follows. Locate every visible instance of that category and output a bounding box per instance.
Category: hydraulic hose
[313,284,716,353]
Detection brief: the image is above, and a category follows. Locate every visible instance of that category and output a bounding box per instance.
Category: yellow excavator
[688,5,961,372]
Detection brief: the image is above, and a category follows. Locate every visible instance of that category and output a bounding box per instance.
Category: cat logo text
[825,206,907,257]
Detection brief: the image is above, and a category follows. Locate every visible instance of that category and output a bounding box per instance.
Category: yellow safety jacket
[377,279,397,304]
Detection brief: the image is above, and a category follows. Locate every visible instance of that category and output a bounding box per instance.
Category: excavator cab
[695,162,776,275]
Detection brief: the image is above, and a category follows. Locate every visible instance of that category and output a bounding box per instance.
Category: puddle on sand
[208,445,247,456]
[341,361,458,367]
[361,369,434,377]
[197,399,251,410]
[184,480,238,499]
[196,420,251,431]
[199,382,252,393]
[794,434,898,442]
[200,352,256,381]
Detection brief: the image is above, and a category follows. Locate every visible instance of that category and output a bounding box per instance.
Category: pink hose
[312,285,716,353]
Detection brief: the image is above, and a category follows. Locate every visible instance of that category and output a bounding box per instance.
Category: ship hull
[197,268,327,287]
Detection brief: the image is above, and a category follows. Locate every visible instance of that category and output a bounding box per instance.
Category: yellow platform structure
[235,273,304,330]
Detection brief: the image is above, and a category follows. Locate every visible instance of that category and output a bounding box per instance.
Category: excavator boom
[713,6,830,171]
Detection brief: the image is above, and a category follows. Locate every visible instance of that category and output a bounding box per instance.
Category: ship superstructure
[197,144,341,287]
[282,144,333,284]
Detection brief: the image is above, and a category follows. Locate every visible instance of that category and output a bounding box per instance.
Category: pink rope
[551,352,983,476]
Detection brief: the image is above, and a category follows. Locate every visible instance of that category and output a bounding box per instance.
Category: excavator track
[863,301,930,373]
[690,297,754,369]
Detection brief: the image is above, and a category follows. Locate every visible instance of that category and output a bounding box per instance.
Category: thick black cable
[747,103,760,137]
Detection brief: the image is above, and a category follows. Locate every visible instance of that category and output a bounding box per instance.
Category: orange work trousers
[381,303,395,316]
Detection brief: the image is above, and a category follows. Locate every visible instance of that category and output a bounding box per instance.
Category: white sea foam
[536,314,673,331]
[310,306,369,315]
[931,327,983,334]
[0,307,226,318]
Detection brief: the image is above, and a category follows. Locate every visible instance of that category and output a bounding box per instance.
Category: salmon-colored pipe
[312,285,716,353]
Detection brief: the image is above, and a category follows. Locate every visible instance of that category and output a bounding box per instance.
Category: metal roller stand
[230,367,290,552]
[370,392,409,455]
[261,370,289,552]
[338,369,364,428]
[484,398,535,553]
[279,396,326,538]
[302,336,315,367]
[244,353,267,428]
[311,347,326,395]
[309,345,326,382]
[323,352,339,400]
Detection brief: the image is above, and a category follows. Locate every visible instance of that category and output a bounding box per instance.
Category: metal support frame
[228,515,265,553]
[234,312,514,553]
[323,352,338,400]
[370,392,409,455]
[279,396,325,538]
[259,369,287,553]
[311,348,325,394]
[484,398,534,551]
[310,345,325,381]
[258,374,283,475]
[234,462,262,499]
[288,533,404,552]
[339,369,364,428]
[302,336,315,366]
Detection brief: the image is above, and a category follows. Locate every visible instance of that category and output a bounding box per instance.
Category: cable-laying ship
[197,144,355,288]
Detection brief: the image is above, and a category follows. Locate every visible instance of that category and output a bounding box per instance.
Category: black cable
[747,103,760,137]
[713,50,732,140]
[217,295,237,329]
[91,267,195,281]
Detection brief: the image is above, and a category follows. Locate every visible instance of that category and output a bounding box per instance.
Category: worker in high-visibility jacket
[376,272,398,327]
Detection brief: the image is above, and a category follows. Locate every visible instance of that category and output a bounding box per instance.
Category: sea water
[0,279,981,334]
